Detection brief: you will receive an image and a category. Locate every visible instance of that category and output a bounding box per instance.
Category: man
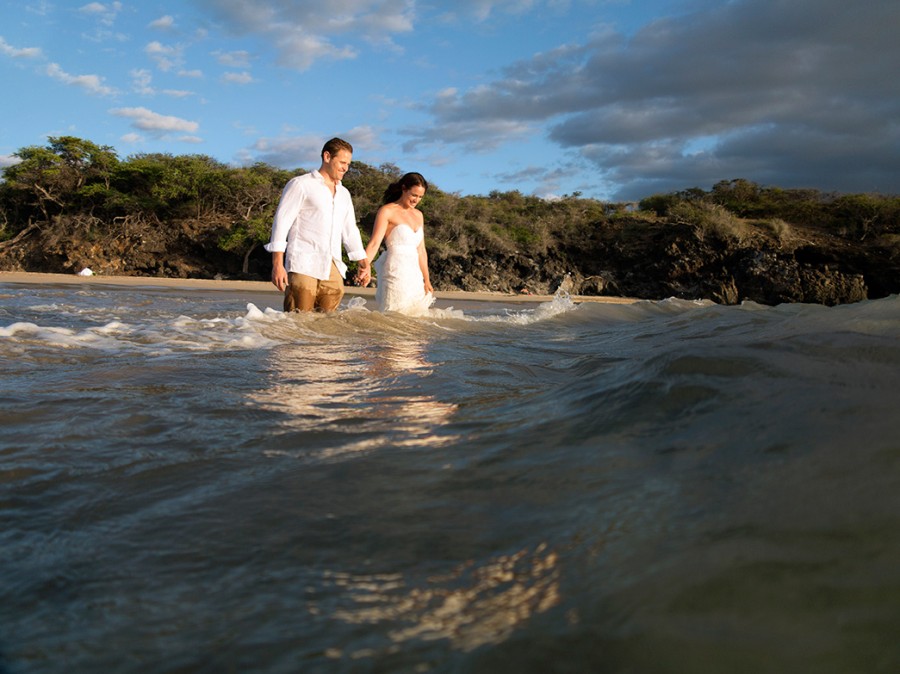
[265,137,371,312]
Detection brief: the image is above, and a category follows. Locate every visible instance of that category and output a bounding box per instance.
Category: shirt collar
[311,169,341,187]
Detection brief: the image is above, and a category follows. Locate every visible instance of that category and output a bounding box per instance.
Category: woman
[361,172,435,315]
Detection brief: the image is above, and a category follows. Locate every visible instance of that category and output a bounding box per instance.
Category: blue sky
[1,0,898,201]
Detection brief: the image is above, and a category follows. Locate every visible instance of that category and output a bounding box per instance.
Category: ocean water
[1,281,899,674]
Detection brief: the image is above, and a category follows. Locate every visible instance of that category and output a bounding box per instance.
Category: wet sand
[0,271,640,305]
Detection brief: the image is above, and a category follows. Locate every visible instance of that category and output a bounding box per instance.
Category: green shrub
[670,200,750,243]
[762,217,792,243]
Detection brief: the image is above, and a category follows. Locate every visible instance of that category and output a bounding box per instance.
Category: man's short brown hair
[322,137,353,159]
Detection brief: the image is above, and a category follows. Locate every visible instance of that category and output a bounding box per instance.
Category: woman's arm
[365,205,391,263]
[418,229,433,294]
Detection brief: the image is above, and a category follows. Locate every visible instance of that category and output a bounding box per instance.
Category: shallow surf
[2,283,899,673]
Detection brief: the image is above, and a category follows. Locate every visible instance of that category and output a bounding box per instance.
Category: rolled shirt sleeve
[264,176,305,254]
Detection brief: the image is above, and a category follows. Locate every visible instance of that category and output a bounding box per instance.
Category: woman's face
[400,185,426,208]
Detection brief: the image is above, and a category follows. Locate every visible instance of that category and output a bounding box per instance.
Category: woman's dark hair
[382,172,428,204]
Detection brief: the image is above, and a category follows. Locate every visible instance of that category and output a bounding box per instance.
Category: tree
[830,194,886,240]
[639,193,680,216]
[1,136,118,223]
[710,178,761,216]
[217,163,293,273]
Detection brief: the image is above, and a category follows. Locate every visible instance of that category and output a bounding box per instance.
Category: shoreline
[0,271,640,305]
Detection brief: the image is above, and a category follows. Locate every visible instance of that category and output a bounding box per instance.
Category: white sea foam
[241,302,288,323]
[1,304,279,354]
[0,320,123,350]
[451,291,580,326]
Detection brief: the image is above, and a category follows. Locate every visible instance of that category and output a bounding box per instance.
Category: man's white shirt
[265,170,366,280]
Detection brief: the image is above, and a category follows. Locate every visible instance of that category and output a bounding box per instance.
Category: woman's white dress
[374,224,435,315]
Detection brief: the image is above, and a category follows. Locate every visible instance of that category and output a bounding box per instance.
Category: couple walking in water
[264,137,434,316]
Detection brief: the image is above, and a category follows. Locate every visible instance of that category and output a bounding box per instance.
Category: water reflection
[320,543,561,658]
[249,325,458,460]
[358,339,459,449]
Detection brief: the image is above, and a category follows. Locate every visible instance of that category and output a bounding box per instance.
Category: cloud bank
[410,0,900,199]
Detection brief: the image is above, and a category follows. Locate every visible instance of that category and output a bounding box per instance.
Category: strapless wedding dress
[374,224,435,315]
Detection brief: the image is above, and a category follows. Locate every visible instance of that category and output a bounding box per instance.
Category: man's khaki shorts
[284,262,344,312]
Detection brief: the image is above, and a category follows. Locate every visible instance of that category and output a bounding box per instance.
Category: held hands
[354,258,372,287]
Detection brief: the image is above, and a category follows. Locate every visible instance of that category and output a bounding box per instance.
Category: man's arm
[340,191,371,283]
[271,251,288,291]
[264,177,303,289]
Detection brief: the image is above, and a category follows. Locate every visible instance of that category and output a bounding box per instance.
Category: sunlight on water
[2,283,899,673]
[252,338,461,462]
[323,544,561,658]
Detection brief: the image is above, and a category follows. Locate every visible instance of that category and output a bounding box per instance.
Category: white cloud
[245,126,379,169]
[79,2,107,14]
[131,68,155,95]
[79,1,122,27]
[274,33,355,71]
[149,15,175,30]
[233,121,258,137]
[247,127,378,168]
[110,106,199,135]
[178,69,204,78]
[435,0,553,23]
[129,68,196,99]
[214,50,251,68]
[145,40,184,72]
[162,89,195,98]
[46,62,116,96]
[0,36,43,59]
[343,125,380,152]
[1,154,23,169]
[249,134,324,168]
[222,71,253,84]
[25,1,52,17]
[191,0,415,70]
[403,117,534,153]
[412,0,900,199]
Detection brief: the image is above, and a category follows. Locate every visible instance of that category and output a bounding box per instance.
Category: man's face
[322,149,352,182]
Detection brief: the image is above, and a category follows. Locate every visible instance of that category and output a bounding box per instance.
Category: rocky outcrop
[1,213,896,305]
[0,213,239,280]
[428,219,893,305]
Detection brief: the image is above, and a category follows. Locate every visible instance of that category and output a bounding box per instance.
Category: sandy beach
[0,271,639,305]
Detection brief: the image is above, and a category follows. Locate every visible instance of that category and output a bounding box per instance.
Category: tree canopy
[2,136,898,273]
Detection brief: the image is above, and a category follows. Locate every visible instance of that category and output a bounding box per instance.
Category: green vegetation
[0,136,298,273]
[2,137,899,283]
[640,178,900,241]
